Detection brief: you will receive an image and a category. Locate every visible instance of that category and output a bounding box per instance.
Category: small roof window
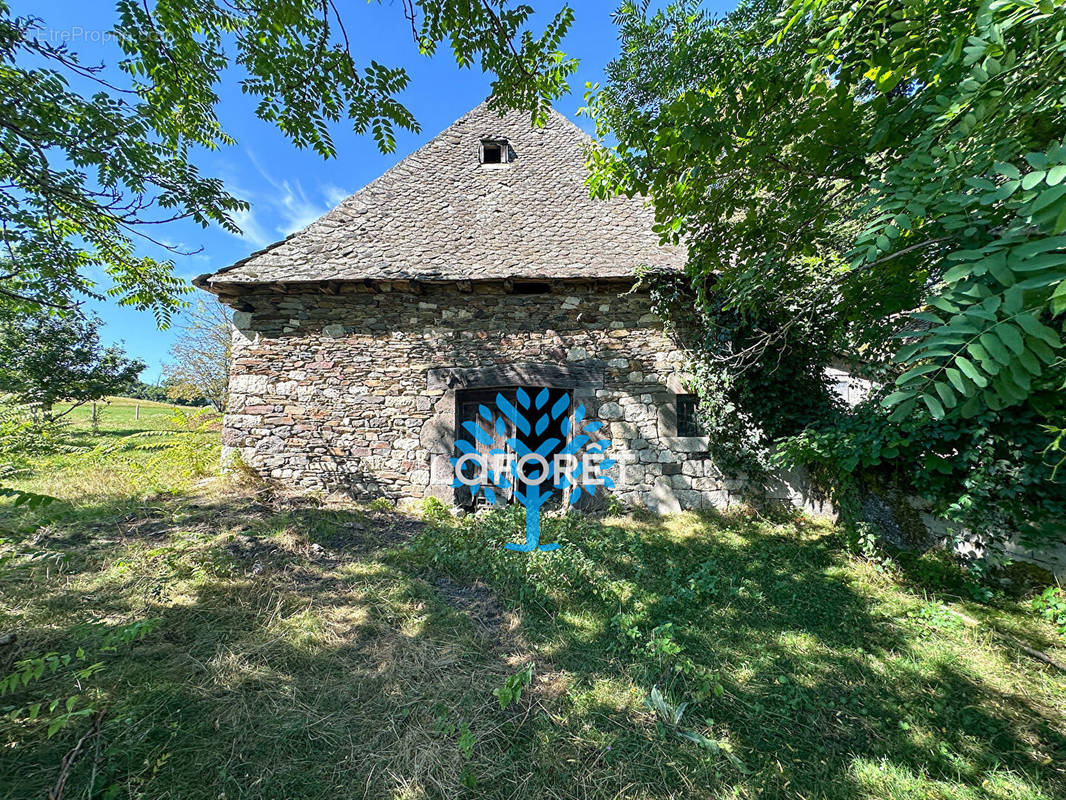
[479,139,510,165]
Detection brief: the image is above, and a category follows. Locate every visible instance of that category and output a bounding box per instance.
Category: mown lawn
[1,409,1064,799]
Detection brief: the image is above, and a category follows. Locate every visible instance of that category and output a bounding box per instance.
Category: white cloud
[224,152,350,249]
[230,204,273,249]
[323,184,350,207]
[271,178,325,237]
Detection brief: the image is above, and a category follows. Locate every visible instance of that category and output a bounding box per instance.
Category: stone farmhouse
[195,102,805,513]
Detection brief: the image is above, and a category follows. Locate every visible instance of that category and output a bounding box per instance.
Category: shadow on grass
[0,492,529,799]
[1,495,1064,799]
[392,508,1066,799]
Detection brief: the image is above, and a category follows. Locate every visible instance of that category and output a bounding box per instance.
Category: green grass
[58,396,207,435]
[1,413,1064,799]
[2,397,220,502]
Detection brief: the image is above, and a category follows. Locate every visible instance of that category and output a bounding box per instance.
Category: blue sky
[16,0,734,380]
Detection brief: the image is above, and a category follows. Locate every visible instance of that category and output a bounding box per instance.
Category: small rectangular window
[480,139,509,164]
[676,394,701,437]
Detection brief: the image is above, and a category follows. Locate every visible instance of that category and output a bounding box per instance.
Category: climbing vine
[642,264,1066,555]
[637,267,841,486]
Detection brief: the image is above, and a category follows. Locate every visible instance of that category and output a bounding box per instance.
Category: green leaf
[1015,313,1061,348]
[1003,285,1025,314]
[1017,348,1042,375]
[889,398,918,422]
[1013,253,1066,272]
[934,382,957,409]
[959,395,982,417]
[1022,171,1047,190]
[930,295,960,313]
[922,393,945,419]
[977,334,1011,366]
[994,162,1021,180]
[946,249,987,262]
[896,341,925,361]
[993,372,1028,402]
[1030,184,1066,214]
[1028,336,1058,364]
[1052,279,1066,314]
[882,391,915,408]
[1047,165,1066,186]
[1014,272,1066,290]
[997,323,1025,355]
[895,364,940,386]
[1012,235,1066,261]
[987,253,1014,286]
[956,356,988,387]
[945,367,968,394]
[942,262,976,283]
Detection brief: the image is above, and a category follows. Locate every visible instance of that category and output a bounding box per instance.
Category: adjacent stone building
[196,102,803,512]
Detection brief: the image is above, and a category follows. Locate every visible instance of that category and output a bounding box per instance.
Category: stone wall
[223,280,817,512]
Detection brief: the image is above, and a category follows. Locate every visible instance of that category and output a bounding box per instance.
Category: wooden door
[454,387,573,508]
[455,388,516,507]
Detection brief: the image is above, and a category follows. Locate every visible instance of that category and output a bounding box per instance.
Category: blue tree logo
[451,388,614,552]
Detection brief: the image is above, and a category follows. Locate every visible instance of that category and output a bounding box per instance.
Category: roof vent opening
[512,281,551,295]
[480,139,510,165]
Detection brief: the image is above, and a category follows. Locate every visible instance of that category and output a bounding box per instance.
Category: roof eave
[195,272,666,305]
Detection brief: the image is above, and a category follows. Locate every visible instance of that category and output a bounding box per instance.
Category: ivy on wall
[638,267,841,483]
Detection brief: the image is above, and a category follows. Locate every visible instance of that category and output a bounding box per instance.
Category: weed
[644,686,745,770]
[604,493,627,516]
[1033,586,1066,636]
[421,495,452,523]
[493,663,533,711]
[905,603,967,632]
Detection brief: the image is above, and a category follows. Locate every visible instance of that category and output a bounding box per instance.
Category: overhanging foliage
[0,0,577,322]
[585,0,1066,548]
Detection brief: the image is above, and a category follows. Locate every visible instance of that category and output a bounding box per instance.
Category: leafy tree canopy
[587,0,1065,421]
[585,0,1066,544]
[0,0,576,323]
[0,310,145,418]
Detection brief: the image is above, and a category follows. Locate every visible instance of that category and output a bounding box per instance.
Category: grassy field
[57,396,210,434]
[1,405,1064,799]
[1,397,219,502]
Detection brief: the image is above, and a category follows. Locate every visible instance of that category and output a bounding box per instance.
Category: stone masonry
[222,279,769,512]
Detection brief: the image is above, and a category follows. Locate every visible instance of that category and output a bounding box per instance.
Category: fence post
[135,404,140,420]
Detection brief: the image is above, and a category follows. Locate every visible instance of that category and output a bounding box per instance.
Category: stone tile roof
[198,102,686,288]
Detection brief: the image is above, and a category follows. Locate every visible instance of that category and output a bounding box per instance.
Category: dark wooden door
[454,386,572,508]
